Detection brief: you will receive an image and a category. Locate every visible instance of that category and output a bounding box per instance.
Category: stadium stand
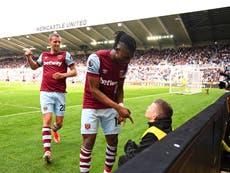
[0,44,229,88]
[0,7,229,57]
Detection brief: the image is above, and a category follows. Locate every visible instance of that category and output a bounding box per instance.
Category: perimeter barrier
[114,92,230,173]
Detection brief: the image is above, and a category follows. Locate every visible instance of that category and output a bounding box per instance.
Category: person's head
[145,99,173,122]
[48,33,61,53]
[111,31,136,64]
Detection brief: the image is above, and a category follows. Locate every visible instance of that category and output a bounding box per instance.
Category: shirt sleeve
[36,54,43,66]
[65,52,74,66]
[86,54,100,74]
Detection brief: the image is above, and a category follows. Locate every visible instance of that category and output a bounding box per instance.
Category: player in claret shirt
[79,31,136,173]
[24,33,77,163]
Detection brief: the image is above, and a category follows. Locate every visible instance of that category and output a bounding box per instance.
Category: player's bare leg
[52,116,63,143]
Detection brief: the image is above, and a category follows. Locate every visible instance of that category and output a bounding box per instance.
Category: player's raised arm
[24,49,39,70]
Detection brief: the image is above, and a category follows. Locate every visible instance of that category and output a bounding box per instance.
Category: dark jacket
[118,118,172,167]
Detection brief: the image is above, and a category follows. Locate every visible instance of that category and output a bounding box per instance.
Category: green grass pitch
[0,82,226,173]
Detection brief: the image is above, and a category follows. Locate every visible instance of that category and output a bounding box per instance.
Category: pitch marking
[0,93,169,118]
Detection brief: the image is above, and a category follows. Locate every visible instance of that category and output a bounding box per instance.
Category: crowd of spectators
[0,44,229,86]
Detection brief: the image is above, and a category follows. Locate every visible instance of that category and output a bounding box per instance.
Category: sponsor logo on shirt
[57,55,63,59]
[87,59,94,71]
[88,59,93,67]
[43,61,62,66]
[100,77,118,86]
[102,69,108,74]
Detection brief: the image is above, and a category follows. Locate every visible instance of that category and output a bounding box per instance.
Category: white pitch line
[124,92,169,100]
[0,110,41,118]
[0,92,169,118]
[0,104,83,118]
[0,104,40,110]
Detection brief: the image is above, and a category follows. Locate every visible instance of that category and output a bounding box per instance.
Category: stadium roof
[0,6,229,57]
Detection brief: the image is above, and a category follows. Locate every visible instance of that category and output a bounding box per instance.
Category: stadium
[0,1,230,173]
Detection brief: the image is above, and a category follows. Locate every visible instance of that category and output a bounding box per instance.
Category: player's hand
[52,72,65,79]
[118,110,134,125]
[24,49,33,57]
[116,104,134,125]
[118,115,126,126]
[124,108,134,124]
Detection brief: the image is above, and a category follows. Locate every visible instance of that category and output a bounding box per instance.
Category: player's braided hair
[113,31,136,53]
